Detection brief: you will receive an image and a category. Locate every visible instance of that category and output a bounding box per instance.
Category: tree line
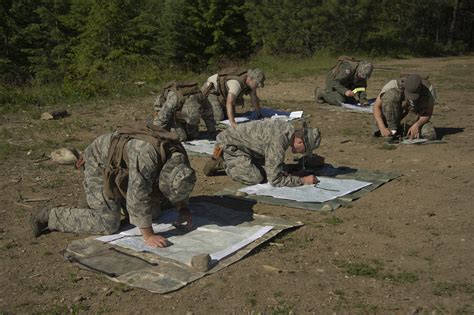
[1,0,472,103]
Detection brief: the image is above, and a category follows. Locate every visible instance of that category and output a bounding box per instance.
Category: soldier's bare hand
[144,234,170,248]
[380,127,392,137]
[230,121,238,129]
[301,175,319,185]
[345,90,355,97]
[407,124,420,139]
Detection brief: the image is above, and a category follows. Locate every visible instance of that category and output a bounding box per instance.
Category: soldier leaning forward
[30,123,197,248]
[203,119,323,187]
[315,56,373,106]
[373,74,437,140]
[153,80,217,141]
[202,68,265,128]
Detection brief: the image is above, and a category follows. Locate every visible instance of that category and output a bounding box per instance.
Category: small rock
[385,159,393,163]
[235,191,248,197]
[73,296,86,303]
[40,109,69,120]
[191,253,212,272]
[50,147,79,165]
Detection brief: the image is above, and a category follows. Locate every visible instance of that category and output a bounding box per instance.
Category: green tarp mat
[63,197,302,293]
[215,165,400,211]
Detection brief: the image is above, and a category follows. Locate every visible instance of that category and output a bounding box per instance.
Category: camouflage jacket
[85,132,163,228]
[326,61,368,103]
[216,119,302,187]
[381,79,435,116]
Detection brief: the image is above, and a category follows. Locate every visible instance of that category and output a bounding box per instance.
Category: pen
[314,183,340,192]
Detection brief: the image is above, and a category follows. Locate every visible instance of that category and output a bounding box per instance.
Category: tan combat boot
[203,145,224,176]
[30,207,50,237]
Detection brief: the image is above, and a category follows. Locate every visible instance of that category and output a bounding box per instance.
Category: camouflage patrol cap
[181,93,203,125]
[404,74,423,101]
[159,153,196,204]
[356,60,373,79]
[248,68,265,88]
[303,127,321,155]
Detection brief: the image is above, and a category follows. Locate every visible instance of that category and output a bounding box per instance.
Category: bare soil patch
[1,56,473,314]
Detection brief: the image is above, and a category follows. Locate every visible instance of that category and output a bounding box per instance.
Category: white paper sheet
[182,140,216,155]
[220,109,303,125]
[219,117,250,126]
[401,138,429,145]
[239,177,372,203]
[340,103,373,113]
[95,203,274,266]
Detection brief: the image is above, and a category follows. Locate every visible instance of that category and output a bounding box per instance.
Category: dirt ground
[0,56,473,314]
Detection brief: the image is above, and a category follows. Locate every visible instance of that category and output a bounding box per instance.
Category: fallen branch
[14,202,33,209]
[24,197,51,202]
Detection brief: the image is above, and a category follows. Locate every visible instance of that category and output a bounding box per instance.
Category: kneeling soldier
[153,80,217,141]
[30,123,196,248]
[315,56,373,106]
[203,119,322,187]
[373,74,437,140]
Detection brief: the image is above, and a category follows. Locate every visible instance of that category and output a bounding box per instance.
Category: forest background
[1,0,472,111]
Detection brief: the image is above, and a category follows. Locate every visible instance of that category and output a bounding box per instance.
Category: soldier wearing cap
[202,68,265,128]
[30,124,197,248]
[373,74,436,140]
[153,80,217,141]
[203,119,322,187]
[315,57,373,106]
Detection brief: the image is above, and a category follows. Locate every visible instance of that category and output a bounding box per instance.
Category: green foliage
[334,260,381,277]
[0,0,472,109]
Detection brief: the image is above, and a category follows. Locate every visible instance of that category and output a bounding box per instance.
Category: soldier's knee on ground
[226,167,264,186]
[421,124,437,140]
[324,91,344,106]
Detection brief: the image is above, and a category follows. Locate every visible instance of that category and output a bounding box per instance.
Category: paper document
[239,177,372,203]
[182,140,216,155]
[96,203,274,266]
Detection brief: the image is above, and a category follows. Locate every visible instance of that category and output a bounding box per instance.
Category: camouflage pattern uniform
[216,119,303,187]
[322,60,372,106]
[373,78,436,140]
[153,91,216,141]
[48,132,195,235]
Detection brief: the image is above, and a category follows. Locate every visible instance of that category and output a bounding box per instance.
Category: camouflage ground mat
[63,197,302,293]
[215,164,400,211]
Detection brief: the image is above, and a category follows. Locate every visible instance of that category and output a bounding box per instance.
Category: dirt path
[1,56,473,314]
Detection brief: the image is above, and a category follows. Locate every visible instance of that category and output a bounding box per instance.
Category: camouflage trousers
[48,138,160,235]
[206,94,225,122]
[373,90,436,140]
[222,145,266,185]
[322,89,347,106]
[151,114,199,142]
[48,164,122,235]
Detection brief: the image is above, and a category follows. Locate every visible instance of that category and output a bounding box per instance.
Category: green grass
[324,216,344,225]
[335,260,380,277]
[385,271,419,284]
[378,143,397,150]
[334,259,420,285]
[433,282,474,297]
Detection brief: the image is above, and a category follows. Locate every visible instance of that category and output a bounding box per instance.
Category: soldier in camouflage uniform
[202,68,265,128]
[373,74,437,140]
[30,125,197,248]
[204,119,322,187]
[153,81,217,141]
[315,57,373,106]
